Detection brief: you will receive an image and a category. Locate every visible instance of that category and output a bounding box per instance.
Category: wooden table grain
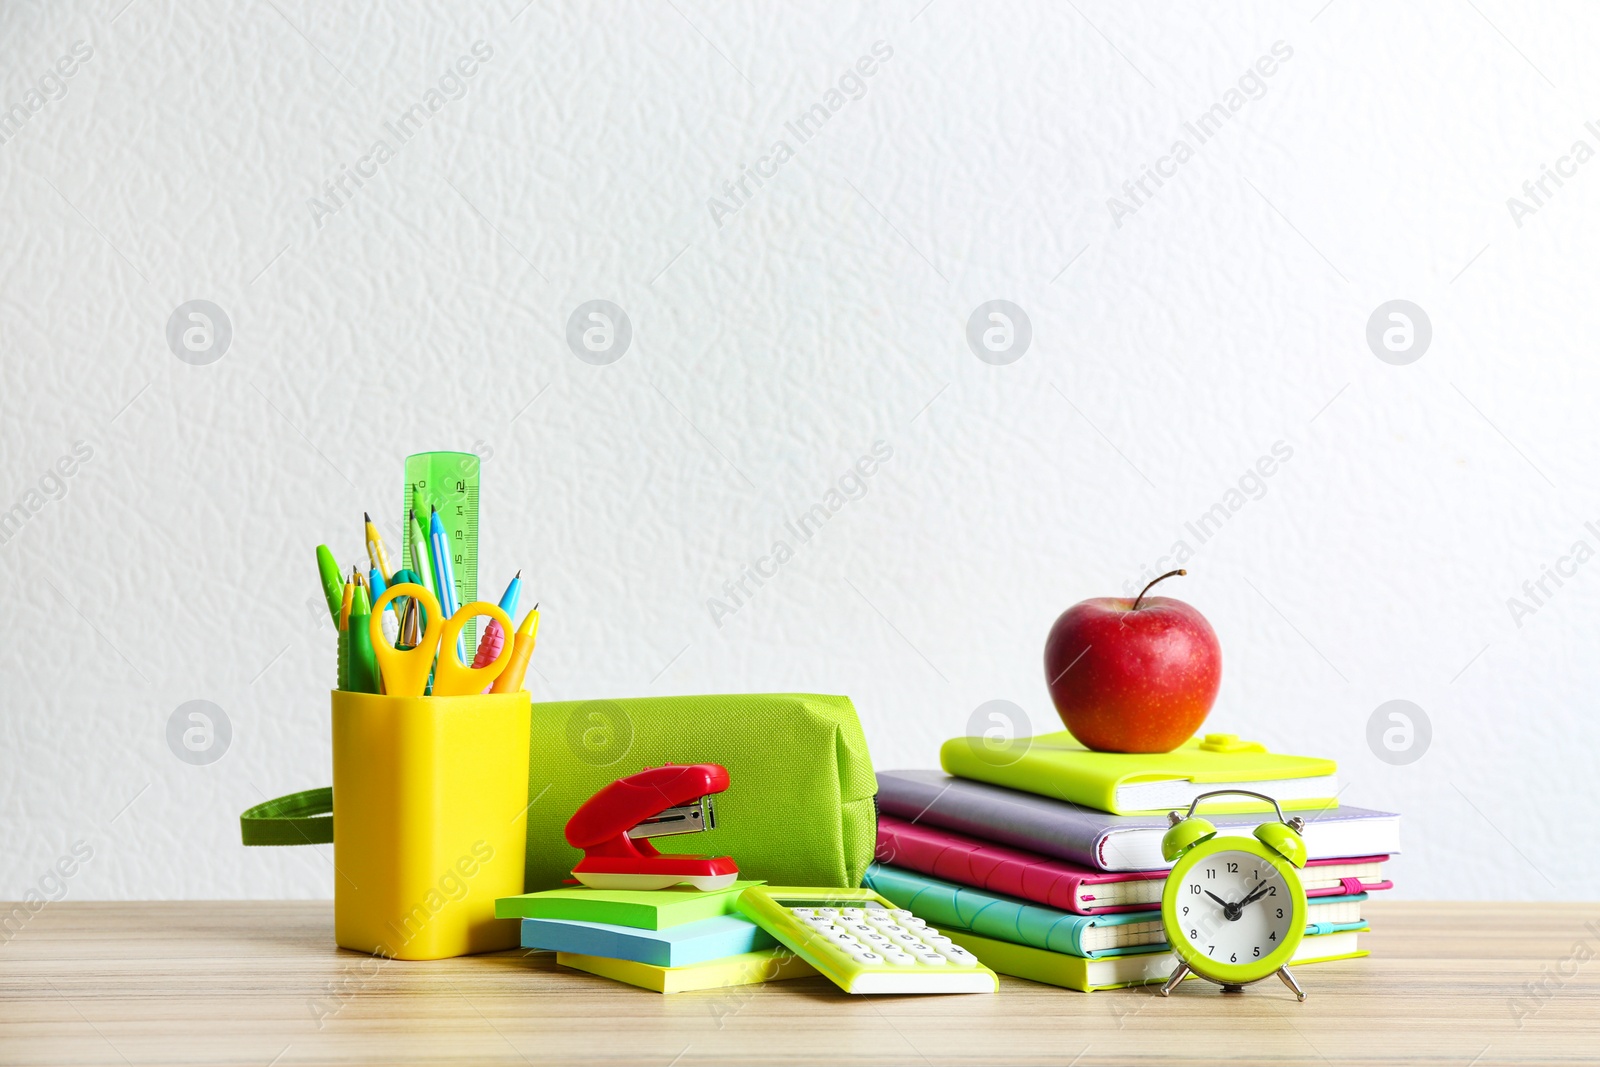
[1,901,1596,1066]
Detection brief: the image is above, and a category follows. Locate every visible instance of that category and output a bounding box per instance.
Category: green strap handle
[240,787,334,846]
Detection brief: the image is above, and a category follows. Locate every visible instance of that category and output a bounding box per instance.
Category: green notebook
[946,927,1369,992]
[940,731,1338,815]
[495,881,762,930]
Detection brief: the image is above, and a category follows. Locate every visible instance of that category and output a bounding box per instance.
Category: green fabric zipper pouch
[525,693,877,892]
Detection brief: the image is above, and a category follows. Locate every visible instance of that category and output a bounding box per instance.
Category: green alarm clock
[1158,789,1310,1000]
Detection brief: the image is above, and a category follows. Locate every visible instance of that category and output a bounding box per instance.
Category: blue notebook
[519,913,776,967]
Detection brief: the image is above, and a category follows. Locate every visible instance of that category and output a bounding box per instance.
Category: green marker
[316,545,343,624]
[346,585,381,695]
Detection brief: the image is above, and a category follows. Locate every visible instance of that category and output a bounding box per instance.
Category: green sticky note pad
[495,881,761,930]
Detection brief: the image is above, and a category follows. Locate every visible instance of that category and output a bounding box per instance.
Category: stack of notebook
[495,881,814,993]
[870,731,1400,991]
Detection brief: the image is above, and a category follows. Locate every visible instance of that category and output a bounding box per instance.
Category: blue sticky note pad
[520,913,776,967]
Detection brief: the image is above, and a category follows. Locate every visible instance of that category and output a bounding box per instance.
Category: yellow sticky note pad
[555,947,816,993]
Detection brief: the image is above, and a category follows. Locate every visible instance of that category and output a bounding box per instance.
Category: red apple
[1043,570,1221,753]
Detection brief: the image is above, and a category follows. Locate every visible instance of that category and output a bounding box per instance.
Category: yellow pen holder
[331,690,531,960]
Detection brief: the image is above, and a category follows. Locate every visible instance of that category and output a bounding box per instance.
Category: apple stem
[1132,569,1187,610]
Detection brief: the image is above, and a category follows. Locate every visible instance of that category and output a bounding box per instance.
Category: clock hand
[1238,880,1273,907]
[1203,890,1229,908]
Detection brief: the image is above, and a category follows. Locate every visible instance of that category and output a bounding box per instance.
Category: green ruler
[402,451,481,652]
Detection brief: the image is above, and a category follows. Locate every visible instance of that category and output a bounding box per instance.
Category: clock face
[1172,848,1297,969]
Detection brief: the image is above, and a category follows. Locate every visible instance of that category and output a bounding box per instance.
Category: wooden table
[2,901,1595,1065]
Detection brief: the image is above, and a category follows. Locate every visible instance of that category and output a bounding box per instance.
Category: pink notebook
[876,816,1392,915]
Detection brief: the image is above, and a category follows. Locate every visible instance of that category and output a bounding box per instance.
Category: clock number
[1253,946,1261,957]
[1206,868,1216,879]
[1267,886,1276,896]
[1182,906,1189,916]
[1190,928,1198,939]
[1226,862,1238,873]
[1189,884,1201,895]
[1207,945,1214,954]
[1269,931,1276,941]
[1276,908,1283,918]
[1230,953,1237,963]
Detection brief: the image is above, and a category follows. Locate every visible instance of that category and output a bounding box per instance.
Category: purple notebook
[877,770,1401,873]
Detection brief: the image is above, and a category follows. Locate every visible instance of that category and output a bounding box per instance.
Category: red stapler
[565,764,740,891]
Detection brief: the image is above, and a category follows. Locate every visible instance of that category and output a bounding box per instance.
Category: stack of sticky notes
[870,731,1402,992]
[494,881,816,993]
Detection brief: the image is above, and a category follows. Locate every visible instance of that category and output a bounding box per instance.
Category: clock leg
[1159,962,1190,997]
[1276,966,1306,1002]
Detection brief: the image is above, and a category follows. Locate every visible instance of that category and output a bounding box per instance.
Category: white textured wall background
[3,0,1597,903]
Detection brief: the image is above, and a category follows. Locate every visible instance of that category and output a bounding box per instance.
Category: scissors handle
[432,602,516,697]
[369,583,443,697]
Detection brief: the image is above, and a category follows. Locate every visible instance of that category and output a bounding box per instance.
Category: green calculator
[736,886,998,995]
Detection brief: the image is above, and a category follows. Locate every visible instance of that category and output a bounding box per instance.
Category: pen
[429,506,465,661]
[316,545,343,624]
[497,570,522,617]
[370,568,400,644]
[364,512,394,581]
[490,605,539,694]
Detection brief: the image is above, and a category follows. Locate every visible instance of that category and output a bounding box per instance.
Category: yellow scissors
[369,583,515,697]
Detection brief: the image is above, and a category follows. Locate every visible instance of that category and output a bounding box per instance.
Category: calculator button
[830,932,859,946]
[914,951,947,965]
[939,946,979,966]
[888,909,912,919]
[855,951,883,964]
[791,908,815,918]
[816,907,838,916]
[840,908,864,919]
[924,934,953,947]
[860,932,890,946]
[877,922,908,935]
[884,952,916,967]
[899,916,926,928]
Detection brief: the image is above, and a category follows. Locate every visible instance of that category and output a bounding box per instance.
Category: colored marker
[490,605,539,694]
[316,545,343,624]
[346,585,381,695]
[429,506,465,661]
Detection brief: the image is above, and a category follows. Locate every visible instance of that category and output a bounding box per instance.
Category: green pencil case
[524,693,877,892]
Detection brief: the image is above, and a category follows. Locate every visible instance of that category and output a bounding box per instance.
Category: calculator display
[773,898,889,910]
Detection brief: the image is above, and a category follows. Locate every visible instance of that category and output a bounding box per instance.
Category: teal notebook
[863,863,1161,958]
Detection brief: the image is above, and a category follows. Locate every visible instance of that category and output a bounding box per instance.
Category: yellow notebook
[940,731,1337,815]
[556,947,817,993]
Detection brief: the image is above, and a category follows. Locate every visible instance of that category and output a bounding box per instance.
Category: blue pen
[429,506,466,661]
[369,567,389,608]
[497,570,522,617]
